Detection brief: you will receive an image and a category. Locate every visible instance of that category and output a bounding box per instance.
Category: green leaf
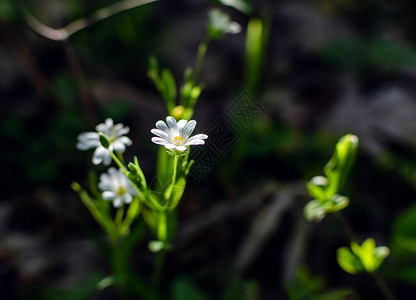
[172,277,210,300]
[245,18,264,94]
[323,134,359,197]
[322,38,416,74]
[337,246,362,274]
[0,0,18,23]
[391,203,416,257]
[323,195,349,213]
[337,238,390,274]
[306,176,329,201]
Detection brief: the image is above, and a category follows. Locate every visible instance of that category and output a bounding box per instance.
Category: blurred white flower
[98,168,138,207]
[208,9,241,39]
[151,116,208,153]
[77,118,132,165]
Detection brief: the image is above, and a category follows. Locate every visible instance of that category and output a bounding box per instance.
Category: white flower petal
[103,152,112,166]
[151,129,170,140]
[127,185,139,196]
[78,132,99,141]
[156,120,169,133]
[152,137,169,145]
[122,193,133,204]
[177,119,187,130]
[164,144,175,149]
[166,116,178,136]
[98,174,113,191]
[113,198,123,207]
[185,139,205,146]
[119,136,132,146]
[112,141,126,153]
[113,123,129,136]
[102,191,116,200]
[92,146,107,165]
[105,118,114,128]
[175,146,187,152]
[77,132,100,150]
[76,140,99,150]
[185,134,208,144]
[183,120,196,139]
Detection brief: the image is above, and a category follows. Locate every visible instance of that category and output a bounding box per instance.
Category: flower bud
[99,132,110,149]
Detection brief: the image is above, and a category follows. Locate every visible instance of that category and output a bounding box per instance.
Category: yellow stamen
[117,186,126,195]
[173,135,183,145]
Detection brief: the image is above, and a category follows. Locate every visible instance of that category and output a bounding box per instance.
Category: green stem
[194,37,209,84]
[111,242,129,300]
[151,249,166,290]
[115,205,125,228]
[157,212,168,242]
[116,151,126,166]
[371,272,397,300]
[110,151,128,173]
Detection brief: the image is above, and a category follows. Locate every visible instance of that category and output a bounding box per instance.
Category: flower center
[173,135,183,145]
[117,186,126,196]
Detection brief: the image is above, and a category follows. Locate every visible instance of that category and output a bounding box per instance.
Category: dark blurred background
[2,0,416,299]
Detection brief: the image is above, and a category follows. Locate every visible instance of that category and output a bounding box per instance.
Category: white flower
[151,116,208,152]
[77,118,132,165]
[98,168,138,207]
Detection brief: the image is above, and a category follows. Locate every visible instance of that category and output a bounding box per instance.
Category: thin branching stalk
[21,0,158,41]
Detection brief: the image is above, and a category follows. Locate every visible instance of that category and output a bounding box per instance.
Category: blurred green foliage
[337,238,390,274]
[305,134,358,221]
[322,38,416,74]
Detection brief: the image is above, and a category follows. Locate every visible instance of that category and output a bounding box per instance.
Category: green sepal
[99,132,110,149]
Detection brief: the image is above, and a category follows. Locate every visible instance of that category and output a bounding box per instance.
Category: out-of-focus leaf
[307,176,329,200]
[222,278,259,300]
[337,238,390,274]
[391,203,416,257]
[245,18,264,94]
[0,0,17,22]
[172,277,210,300]
[324,134,358,197]
[322,38,416,73]
[337,246,362,274]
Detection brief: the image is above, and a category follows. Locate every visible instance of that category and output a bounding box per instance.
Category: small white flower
[151,116,208,153]
[77,118,132,165]
[98,168,138,207]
